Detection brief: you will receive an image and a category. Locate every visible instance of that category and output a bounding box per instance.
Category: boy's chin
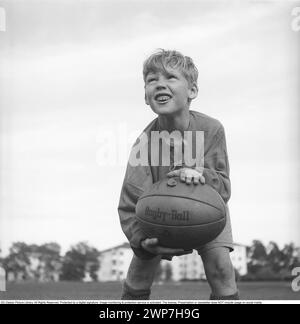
[152,107,186,117]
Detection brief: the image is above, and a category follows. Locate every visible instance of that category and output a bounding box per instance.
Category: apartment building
[97,242,248,281]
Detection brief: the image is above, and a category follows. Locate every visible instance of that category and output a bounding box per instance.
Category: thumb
[167,169,180,177]
[146,238,158,246]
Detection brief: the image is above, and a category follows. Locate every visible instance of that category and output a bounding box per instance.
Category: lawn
[1,281,299,301]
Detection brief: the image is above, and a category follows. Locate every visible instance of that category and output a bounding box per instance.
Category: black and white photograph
[0,0,300,304]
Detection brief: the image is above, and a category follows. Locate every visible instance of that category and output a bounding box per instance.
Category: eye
[146,77,156,83]
[168,74,177,80]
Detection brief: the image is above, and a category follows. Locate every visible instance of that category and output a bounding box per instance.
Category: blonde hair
[143,49,198,87]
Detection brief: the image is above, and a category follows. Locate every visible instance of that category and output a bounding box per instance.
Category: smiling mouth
[154,94,172,103]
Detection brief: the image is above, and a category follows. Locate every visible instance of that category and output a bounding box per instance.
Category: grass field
[0,281,299,301]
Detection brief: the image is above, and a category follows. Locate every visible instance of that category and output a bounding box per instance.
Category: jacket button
[167,178,177,187]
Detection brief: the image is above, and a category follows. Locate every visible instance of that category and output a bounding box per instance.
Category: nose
[155,76,167,90]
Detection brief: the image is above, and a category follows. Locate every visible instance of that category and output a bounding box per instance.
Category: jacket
[118,110,231,259]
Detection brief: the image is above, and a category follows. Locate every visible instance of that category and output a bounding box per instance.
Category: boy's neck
[158,110,190,133]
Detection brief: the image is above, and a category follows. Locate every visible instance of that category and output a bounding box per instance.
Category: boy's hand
[141,238,193,259]
[167,167,205,185]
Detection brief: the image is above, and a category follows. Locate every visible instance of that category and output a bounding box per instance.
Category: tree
[3,242,32,280]
[282,243,299,269]
[247,240,268,275]
[37,243,62,281]
[250,240,267,261]
[60,242,100,281]
[266,242,284,273]
[245,240,300,281]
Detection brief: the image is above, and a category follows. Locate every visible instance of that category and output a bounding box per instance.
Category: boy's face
[144,68,198,116]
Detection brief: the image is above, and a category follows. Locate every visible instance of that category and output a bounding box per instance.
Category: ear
[188,82,198,101]
[144,92,150,105]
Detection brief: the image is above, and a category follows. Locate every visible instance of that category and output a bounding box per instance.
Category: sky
[0,0,299,256]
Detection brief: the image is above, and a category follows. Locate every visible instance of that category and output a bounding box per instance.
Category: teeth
[156,95,170,102]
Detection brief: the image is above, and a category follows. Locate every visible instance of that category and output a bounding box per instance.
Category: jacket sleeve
[118,165,156,260]
[203,125,231,204]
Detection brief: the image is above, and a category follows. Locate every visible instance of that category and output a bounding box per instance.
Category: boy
[118,49,239,300]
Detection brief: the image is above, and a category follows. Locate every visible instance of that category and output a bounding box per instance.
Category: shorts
[161,205,234,261]
[195,204,234,255]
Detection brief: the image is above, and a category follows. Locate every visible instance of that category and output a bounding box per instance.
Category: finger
[200,175,206,184]
[141,239,159,254]
[157,247,185,255]
[142,238,158,249]
[185,176,192,185]
[175,250,193,256]
[146,238,158,246]
[180,172,186,182]
[167,169,180,177]
[193,177,200,185]
[141,240,151,252]
[195,167,204,174]
[162,255,173,261]
[141,239,149,250]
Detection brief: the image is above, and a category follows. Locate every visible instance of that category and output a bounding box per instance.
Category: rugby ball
[136,177,226,249]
